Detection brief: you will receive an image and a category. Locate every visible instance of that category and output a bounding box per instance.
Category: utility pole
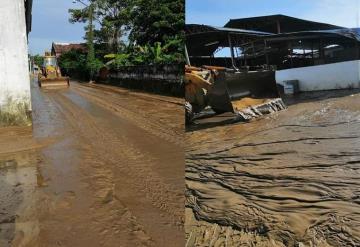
[87,3,95,83]
[73,0,95,83]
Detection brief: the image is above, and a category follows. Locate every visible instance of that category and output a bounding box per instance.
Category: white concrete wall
[0,0,31,125]
[276,60,360,92]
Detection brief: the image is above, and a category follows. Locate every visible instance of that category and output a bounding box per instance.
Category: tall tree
[68,0,184,65]
[128,0,184,47]
[69,0,130,54]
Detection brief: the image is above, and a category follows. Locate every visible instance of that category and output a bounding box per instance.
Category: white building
[0,0,33,126]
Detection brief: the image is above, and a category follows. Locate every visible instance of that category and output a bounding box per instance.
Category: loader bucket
[208,70,282,114]
[39,77,70,89]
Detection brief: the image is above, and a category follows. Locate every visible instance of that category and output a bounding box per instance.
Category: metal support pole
[228,34,237,69]
[276,20,281,34]
[311,41,314,65]
[264,40,269,66]
[289,41,293,68]
[184,45,191,66]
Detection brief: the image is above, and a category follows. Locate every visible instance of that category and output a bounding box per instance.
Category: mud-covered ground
[0,80,184,246]
[186,90,360,247]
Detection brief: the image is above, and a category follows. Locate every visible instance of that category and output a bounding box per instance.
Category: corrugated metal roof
[186,20,359,58]
[185,24,270,56]
[225,15,344,34]
[186,24,272,36]
[265,28,360,42]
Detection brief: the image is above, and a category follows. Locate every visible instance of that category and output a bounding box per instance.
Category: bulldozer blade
[39,77,70,89]
[208,70,281,114]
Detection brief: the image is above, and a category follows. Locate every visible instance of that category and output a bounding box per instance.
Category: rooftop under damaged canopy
[225,14,344,34]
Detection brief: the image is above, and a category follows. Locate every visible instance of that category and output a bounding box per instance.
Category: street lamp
[72,0,95,83]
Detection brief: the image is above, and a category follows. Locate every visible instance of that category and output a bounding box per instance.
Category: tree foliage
[128,0,184,47]
[67,0,184,71]
[69,0,131,53]
[58,49,87,74]
[32,55,44,66]
[58,49,103,80]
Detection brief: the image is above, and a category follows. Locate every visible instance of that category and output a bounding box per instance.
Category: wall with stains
[276,60,360,92]
[102,64,184,96]
[0,0,32,126]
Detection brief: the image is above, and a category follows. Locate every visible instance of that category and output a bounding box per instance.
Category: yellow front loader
[185,65,285,124]
[38,52,69,89]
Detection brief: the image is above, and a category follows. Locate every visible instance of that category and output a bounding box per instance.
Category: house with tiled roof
[51,42,87,58]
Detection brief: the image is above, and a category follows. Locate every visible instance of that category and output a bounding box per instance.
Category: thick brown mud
[186,90,360,247]
[0,80,184,246]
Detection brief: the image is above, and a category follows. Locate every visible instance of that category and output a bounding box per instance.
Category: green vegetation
[32,54,44,67]
[57,49,88,77]
[64,0,184,76]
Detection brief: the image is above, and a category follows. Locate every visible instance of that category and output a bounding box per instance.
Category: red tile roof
[51,42,87,57]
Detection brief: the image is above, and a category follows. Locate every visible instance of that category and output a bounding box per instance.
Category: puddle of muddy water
[0,151,43,247]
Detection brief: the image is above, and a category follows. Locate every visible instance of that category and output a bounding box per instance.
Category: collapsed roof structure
[186,15,360,92]
[224,14,343,34]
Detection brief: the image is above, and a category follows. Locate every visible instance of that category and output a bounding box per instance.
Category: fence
[98,64,184,96]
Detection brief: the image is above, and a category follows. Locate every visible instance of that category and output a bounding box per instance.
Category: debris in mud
[188,98,286,126]
[102,189,114,204]
[233,98,286,121]
[0,160,17,170]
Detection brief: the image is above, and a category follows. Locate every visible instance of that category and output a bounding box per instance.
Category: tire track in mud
[71,83,184,146]
[72,84,183,145]
[186,94,360,246]
[49,91,184,246]
[44,92,153,247]
[80,83,184,106]
[77,146,155,247]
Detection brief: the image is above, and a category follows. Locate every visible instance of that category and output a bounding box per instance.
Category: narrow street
[0,81,184,247]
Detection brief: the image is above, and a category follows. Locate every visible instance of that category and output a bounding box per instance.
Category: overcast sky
[28,0,86,55]
[186,0,360,28]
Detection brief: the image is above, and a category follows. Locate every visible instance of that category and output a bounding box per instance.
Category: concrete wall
[108,64,182,84]
[0,0,32,126]
[103,64,184,96]
[276,60,360,92]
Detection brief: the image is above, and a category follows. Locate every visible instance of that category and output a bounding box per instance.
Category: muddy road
[186,90,360,247]
[0,81,184,246]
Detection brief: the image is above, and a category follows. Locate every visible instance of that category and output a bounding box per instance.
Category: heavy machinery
[38,52,69,89]
[185,65,285,124]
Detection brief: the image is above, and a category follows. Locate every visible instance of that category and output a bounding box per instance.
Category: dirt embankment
[186,90,360,247]
[0,81,184,247]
